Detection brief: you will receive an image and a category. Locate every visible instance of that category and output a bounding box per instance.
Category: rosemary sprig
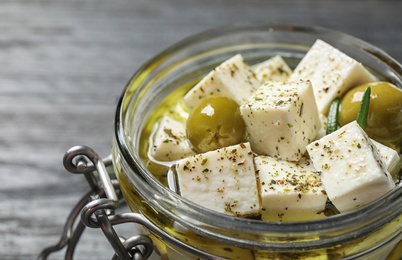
[356,86,371,129]
[326,97,340,135]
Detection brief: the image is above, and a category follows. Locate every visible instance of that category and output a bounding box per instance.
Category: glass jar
[112,23,402,259]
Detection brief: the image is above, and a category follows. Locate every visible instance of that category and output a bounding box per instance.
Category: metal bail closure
[38,146,154,260]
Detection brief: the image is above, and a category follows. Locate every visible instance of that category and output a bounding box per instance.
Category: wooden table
[1,1,401,259]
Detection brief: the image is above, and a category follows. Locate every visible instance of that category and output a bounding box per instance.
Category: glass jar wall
[112,23,402,259]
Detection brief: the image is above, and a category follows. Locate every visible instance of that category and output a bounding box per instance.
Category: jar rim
[113,22,402,248]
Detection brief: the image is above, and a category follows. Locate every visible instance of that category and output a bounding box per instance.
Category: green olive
[186,96,246,153]
[339,82,402,146]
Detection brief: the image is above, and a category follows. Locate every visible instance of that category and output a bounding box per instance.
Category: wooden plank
[0,0,401,259]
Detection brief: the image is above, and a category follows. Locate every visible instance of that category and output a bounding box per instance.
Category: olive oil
[114,54,402,259]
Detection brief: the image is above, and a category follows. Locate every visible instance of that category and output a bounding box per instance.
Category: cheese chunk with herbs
[289,39,376,114]
[183,54,260,110]
[315,113,328,140]
[240,80,321,161]
[150,116,195,161]
[253,55,292,83]
[175,142,261,217]
[371,139,401,180]
[255,156,327,222]
[306,121,395,212]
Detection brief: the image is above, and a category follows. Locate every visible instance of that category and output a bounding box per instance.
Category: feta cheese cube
[240,80,321,161]
[315,113,328,140]
[175,142,260,217]
[306,121,395,212]
[255,156,327,222]
[253,55,292,83]
[371,139,401,180]
[289,39,376,114]
[183,54,260,110]
[150,116,195,161]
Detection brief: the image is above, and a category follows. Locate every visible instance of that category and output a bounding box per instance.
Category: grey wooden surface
[1,1,401,259]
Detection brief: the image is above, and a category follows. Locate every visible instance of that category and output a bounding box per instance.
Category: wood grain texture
[0,0,401,259]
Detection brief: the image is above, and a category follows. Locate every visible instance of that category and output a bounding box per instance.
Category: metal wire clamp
[38,145,154,260]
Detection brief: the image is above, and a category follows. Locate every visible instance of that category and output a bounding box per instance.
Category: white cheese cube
[240,80,321,161]
[255,156,327,222]
[371,139,401,180]
[253,55,292,83]
[175,142,260,217]
[183,54,260,110]
[289,39,376,114]
[306,121,395,212]
[150,116,195,161]
[315,113,328,140]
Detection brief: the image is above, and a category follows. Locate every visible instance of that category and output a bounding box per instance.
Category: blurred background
[1,0,401,259]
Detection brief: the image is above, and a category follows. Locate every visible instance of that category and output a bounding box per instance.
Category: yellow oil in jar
[113,62,402,260]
